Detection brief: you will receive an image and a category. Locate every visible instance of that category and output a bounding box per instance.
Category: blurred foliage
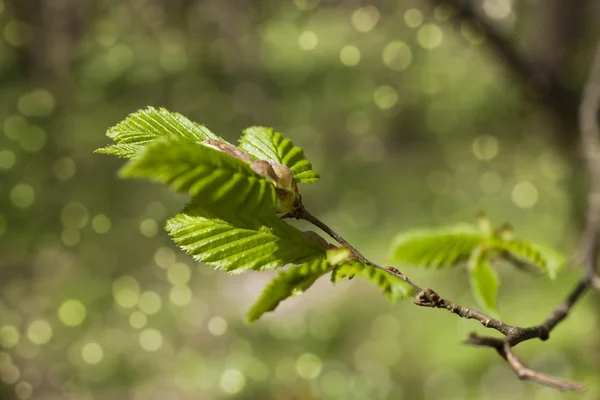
[1,0,600,399]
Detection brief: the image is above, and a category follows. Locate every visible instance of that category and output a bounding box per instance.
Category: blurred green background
[1,0,600,399]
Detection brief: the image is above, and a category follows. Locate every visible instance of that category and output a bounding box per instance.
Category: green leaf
[95,107,221,159]
[390,224,486,268]
[238,126,321,184]
[119,138,277,216]
[332,261,413,301]
[326,247,352,266]
[468,248,500,315]
[491,238,565,279]
[165,209,325,274]
[247,258,331,322]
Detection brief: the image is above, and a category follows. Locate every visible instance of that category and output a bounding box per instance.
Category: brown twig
[466,333,586,391]
[282,41,600,391]
[289,204,589,390]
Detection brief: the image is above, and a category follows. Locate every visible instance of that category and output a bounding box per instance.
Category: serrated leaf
[119,138,277,216]
[468,247,499,315]
[247,258,331,322]
[165,209,325,274]
[94,143,146,158]
[95,107,221,159]
[238,126,321,184]
[390,224,486,268]
[491,238,565,279]
[332,261,413,301]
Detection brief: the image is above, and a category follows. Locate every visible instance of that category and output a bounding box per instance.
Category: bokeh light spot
[112,276,140,309]
[160,45,188,73]
[483,0,512,20]
[58,299,87,327]
[17,89,55,117]
[169,285,192,306]
[512,181,538,208]
[4,20,31,47]
[14,381,33,400]
[61,202,89,229]
[220,369,245,394]
[26,320,52,345]
[3,115,27,141]
[248,360,270,381]
[296,353,322,379]
[146,201,166,219]
[138,291,162,315]
[0,363,20,384]
[433,4,453,21]
[298,31,318,50]
[52,157,76,180]
[417,24,443,49]
[139,329,163,352]
[81,342,103,364]
[0,326,20,347]
[140,218,158,237]
[154,246,176,269]
[61,228,81,247]
[20,125,46,153]
[129,311,147,329]
[10,183,35,209]
[382,41,412,71]
[352,6,380,33]
[208,317,227,336]
[373,85,398,109]
[404,9,423,28]
[339,45,361,66]
[320,370,348,397]
[92,214,111,234]
[0,150,16,170]
[167,262,191,285]
[472,135,499,161]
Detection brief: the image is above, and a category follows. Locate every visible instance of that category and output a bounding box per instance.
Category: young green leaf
[247,259,331,322]
[491,238,565,279]
[165,209,325,274]
[95,107,221,159]
[390,224,486,268]
[468,247,500,315]
[332,261,413,301]
[119,138,277,216]
[238,127,321,184]
[326,247,352,266]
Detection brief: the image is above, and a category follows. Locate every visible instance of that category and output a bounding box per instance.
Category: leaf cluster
[389,216,566,314]
[96,107,413,320]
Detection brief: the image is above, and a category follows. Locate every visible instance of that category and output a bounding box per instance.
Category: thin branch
[466,333,585,391]
[502,341,586,391]
[285,207,423,293]
[284,39,600,392]
[291,207,367,264]
[297,204,589,390]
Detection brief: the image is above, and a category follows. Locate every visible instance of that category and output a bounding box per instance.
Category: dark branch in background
[429,0,580,129]
[284,40,600,393]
